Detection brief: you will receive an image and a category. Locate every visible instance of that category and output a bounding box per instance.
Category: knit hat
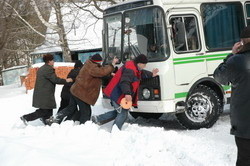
[134,54,148,64]
[74,60,83,68]
[91,54,103,63]
[240,26,250,38]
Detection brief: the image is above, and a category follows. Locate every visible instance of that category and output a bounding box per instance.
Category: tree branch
[4,1,45,38]
[30,0,60,31]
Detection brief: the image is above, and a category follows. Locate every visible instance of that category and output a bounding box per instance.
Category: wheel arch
[188,77,225,105]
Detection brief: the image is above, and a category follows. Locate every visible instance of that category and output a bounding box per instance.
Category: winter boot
[45,117,54,126]
[46,113,64,125]
[40,118,48,125]
[91,116,101,125]
[20,116,28,126]
[54,113,65,124]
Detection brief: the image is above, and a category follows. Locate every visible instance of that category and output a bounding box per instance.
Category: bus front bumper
[102,98,176,113]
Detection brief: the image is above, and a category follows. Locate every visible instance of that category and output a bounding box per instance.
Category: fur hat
[134,54,148,64]
[74,60,83,68]
[91,54,103,63]
[240,26,250,38]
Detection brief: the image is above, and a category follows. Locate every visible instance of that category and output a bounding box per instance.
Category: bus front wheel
[176,85,222,129]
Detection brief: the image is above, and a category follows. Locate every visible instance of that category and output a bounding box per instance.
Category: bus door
[167,9,206,85]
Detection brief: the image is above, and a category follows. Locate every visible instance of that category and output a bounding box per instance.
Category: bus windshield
[103,7,169,63]
[103,14,122,62]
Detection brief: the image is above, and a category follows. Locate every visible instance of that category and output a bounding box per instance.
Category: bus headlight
[142,88,151,99]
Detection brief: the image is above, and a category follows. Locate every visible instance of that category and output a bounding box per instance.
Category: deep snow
[0,84,236,166]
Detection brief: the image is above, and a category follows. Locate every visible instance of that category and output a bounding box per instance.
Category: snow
[0,84,236,166]
[31,62,75,68]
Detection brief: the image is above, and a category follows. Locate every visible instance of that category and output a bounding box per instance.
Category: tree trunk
[54,1,71,62]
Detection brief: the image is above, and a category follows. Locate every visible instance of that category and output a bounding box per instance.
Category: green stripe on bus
[206,57,225,61]
[173,53,228,62]
[223,85,231,91]
[174,59,204,65]
[175,92,188,98]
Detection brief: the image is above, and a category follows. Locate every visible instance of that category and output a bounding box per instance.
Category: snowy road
[0,84,236,166]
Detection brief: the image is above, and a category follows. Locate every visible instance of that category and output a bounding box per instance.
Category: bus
[101,0,249,129]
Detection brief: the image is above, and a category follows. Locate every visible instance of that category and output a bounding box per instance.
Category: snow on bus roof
[31,62,75,68]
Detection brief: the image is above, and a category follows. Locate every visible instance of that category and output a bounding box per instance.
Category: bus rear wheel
[176,85,222,129]
[130,112,163,119]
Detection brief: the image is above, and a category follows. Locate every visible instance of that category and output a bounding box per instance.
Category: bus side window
[170,15,200,53]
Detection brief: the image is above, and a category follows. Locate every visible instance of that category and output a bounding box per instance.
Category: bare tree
[51,0,71,62]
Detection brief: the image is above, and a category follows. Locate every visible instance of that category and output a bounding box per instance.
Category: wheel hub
[186,95,212,122]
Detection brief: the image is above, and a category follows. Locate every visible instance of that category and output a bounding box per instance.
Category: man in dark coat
[92,54,159,131]
[47,54,118,125]
[58,60,83,111]
[57,60,83,121]
[20,54,72,125]
[214,26,250,166]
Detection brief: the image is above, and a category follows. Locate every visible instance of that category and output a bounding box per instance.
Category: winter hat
[91,53,103,63]
[240,26,250,38]
[43,54,54,63]
[74,60,83,68]
[134,54,148,64]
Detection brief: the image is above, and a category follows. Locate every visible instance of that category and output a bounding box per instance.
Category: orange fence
[24,66,74,90]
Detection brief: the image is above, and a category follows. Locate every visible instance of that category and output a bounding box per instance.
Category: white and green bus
[102,0,249,129]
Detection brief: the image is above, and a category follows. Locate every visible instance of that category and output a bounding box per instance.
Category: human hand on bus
[112,56,119,66]
[152,68,159,77]
[232,41,243,54]
[125,95,132,102]
[66,78,73,83]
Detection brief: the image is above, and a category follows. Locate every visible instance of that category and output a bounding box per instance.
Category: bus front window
[104,14,122,62]
[123,7,169,62]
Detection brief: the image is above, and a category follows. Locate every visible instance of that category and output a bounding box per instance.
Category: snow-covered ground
[0,84,236,166]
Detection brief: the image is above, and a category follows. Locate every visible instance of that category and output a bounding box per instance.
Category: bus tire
[130,112,163,119]
[176,84,222,129]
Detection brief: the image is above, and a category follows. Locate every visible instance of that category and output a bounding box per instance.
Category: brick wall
[24,66,74,90]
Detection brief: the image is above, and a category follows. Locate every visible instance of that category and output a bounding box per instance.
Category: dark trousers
[235,136,250,166]
[58,95,91,124]
[58,98,69,112]
[57,97,79,121]
[23,109,53,122]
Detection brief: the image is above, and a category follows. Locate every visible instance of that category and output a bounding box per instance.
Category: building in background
[2,65,28,86]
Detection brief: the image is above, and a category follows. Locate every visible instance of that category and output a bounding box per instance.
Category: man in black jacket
[214,26,250,166]
[57,60,83,121]
[20,54,72,125]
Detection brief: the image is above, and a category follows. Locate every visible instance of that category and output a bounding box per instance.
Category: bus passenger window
[246,4,250,25]
[170,15,200,53]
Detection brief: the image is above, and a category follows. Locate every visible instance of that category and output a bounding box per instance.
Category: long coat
[71,60,114,106]
[32,64,66,109]
[214,46,250,139]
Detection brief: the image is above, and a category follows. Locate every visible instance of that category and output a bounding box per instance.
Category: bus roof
[162,0,246,4]
[104,0,246,14]
[105,0,246,9]
[104,0,150,11]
